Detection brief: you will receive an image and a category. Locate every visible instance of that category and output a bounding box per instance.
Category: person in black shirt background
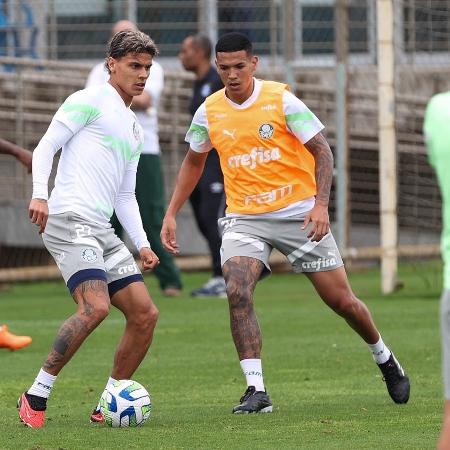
[179,34,226,297]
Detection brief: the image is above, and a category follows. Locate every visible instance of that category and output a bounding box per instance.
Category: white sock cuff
[240,359,265,391]
[39,368,57,383]
[368,335,391,364]
[27,368,57,398]
[240,358,261,366]
[368,335,383,351]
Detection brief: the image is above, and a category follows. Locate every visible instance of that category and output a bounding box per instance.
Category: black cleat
[377,353,410,404]
[232,386,273,414]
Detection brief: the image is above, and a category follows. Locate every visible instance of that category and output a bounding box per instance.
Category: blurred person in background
[0,137,32,172]
[0,139,33,350]
[20,29,160,428]
[179,34,226,297]
[86,20,182,298]
[424,91,450,450]
[163,32,410,414]
[0,324,32,350]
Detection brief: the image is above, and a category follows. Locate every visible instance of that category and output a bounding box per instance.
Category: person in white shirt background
[86,20,182,298]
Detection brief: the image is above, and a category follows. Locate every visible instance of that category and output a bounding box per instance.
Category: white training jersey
[86,60,164,155]
[32,82,150,250]
[185,78,324,218]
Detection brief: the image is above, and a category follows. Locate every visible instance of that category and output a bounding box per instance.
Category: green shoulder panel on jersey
[188,124,209,144]
[102,136,140,162]
[62,103,102,125]
[286,111,315,133]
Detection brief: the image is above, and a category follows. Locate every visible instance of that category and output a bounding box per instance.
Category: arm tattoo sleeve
[304,132,334,206]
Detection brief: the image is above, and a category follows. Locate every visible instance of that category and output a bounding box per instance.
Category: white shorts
[219,214,344,278]
[43,212,143,295]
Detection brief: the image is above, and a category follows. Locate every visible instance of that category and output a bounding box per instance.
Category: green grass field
[0,261,443,449]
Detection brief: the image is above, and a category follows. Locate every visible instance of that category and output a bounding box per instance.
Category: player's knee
[83,301,110,325]
[96,301,110,320]
[227,285,252,309]
[148,304,159,326]
[329,293,358,317]
[131,303,159,332]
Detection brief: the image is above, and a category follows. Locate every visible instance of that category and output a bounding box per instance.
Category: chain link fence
[0,0,447,281]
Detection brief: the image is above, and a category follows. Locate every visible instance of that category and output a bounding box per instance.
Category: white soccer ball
[99,379,151,427]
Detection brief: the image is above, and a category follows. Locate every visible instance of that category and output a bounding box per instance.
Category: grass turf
[0,261,443,449]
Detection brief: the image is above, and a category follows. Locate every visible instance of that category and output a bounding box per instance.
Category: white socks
[96,376,117,410]
[368,335,391,364]
[28,368,57,399]
[240,359,265,391]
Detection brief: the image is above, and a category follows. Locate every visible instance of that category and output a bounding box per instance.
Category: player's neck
[195,61,211,81]
[108,80,132,107]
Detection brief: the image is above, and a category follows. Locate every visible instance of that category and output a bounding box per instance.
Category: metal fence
[1,0,392,60]
[0,0,448,286]
[2,1,449,61]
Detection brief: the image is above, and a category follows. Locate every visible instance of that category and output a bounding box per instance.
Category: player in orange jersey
[161,32,410,413]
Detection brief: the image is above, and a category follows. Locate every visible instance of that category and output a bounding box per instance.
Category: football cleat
[378,353,410,404]
[17,392,46,428]
[0,325,32,351]
[232,386,273,414]
[90,408,104,423]
[191,277,227,298]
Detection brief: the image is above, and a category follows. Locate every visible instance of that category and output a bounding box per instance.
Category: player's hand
[139,247,160,271]
[302,203,330,242]
[17,149,32,173]
[29,198,48,234]
[160,215,180,254]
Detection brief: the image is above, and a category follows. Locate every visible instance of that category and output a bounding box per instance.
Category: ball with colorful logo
[99,379,151,427]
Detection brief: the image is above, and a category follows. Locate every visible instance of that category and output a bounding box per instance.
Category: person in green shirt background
[424,90,450,450]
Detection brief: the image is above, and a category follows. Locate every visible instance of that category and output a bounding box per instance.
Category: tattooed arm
[303,132,334,241]
[305,132,334,206]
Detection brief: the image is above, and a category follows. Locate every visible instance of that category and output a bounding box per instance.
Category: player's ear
[107,57,116,73]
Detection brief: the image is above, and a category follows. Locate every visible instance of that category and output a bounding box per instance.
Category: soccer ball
[99,379,151,427]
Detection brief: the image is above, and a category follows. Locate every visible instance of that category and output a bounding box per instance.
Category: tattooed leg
[43,279,110,376]
[223,257,265,360]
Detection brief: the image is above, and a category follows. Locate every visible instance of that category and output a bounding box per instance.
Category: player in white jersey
[18,30,160,428]
[86,20,182,297]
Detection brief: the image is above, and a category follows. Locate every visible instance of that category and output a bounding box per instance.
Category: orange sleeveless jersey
[205,80,316,214]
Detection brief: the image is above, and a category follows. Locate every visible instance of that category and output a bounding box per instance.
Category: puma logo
[223,129,236,140]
